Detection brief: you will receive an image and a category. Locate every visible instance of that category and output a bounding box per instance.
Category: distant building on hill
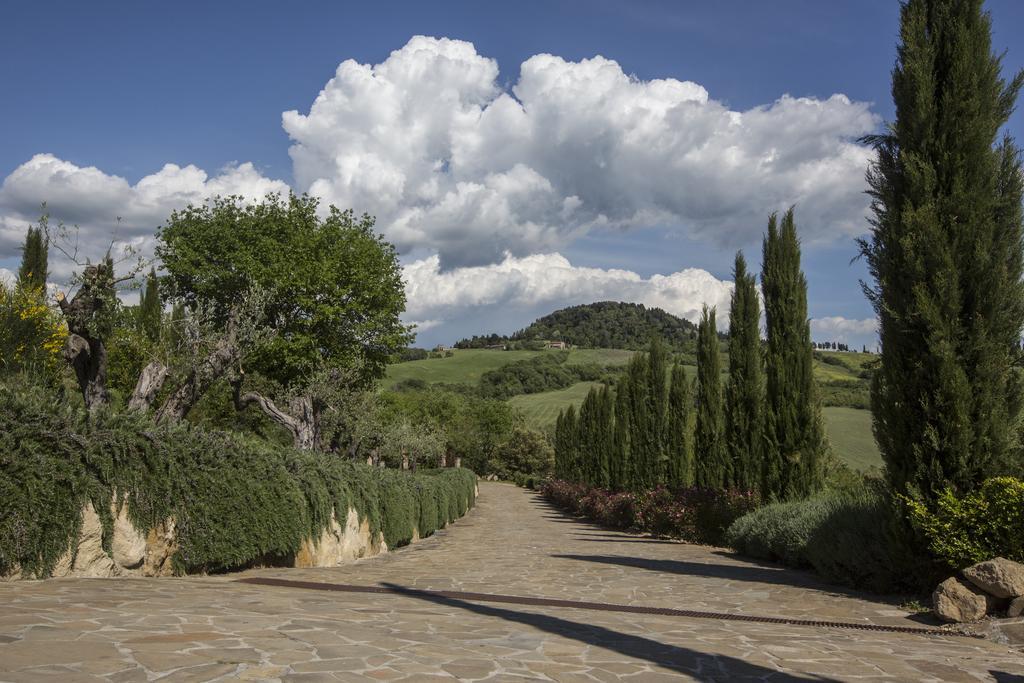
[546,340,567,350]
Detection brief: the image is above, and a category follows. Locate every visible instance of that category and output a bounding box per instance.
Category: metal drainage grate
[235,576,978,639]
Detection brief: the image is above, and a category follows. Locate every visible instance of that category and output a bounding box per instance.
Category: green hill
[456,301,698,350]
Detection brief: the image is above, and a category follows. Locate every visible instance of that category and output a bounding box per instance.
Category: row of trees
[554,209,824,500]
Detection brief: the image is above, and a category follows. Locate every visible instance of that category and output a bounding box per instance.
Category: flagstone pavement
[2,481,1024,682]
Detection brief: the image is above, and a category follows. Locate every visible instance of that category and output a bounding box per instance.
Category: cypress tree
[138,267,162,343]
[577,388,600,485]
[554,411,567,479]
[861,0,1024,501]
[17,225,48,290]
[563,405,579,481]
[625,352,653,490]
[646,336,669,484]
[666,362,693,487]
[612,377,632,490]
[762,209,824,499]
[725,251,764,492]
[595,385,614,488]
[694,306,727,488]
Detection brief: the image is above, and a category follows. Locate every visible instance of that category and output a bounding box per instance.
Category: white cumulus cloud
[403,251,734,330]
[285,35,878,267]
[0,154,289,280]
[810,316,878,344]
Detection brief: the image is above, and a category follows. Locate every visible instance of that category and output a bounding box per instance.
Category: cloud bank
[285,36,878,268]
[404,252,734,329]
[0,35,879,336]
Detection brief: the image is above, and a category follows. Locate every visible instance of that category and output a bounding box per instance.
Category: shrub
[725,481,939,593]
[488,427,554,480]
[0,382,478,577]
[540,479,757,546]
[903,477,1024,569]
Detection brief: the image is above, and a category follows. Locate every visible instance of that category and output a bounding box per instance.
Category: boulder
[933,576,988,623]
[1008,596,1024,619]
[963,557,1024,599]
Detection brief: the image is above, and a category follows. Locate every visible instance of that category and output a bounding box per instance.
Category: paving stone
[0,483,1021,680]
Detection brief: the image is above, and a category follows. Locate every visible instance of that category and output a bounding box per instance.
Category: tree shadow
[571,535,685,545]
[551,553,870,598]
[990,672,1024,682]
[379,582,836,681]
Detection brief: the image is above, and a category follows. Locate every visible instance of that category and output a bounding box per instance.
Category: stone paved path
[2,482,1023,681]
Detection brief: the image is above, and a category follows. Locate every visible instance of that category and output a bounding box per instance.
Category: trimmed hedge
[0,383,477,577]
[724,481,939,593]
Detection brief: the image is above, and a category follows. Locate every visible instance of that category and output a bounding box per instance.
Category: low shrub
[540,479,758,545]
[903,477,1024,569]
[0,383,477,577]
[724,481,939,593]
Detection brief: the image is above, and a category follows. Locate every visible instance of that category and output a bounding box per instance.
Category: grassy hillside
[822,407,882,471]
[509,381,605,430]
[385,348,632,389]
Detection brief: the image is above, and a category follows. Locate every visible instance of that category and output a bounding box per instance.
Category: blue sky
[2,1,1023,349]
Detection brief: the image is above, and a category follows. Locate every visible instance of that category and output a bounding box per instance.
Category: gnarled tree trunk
[155,332,239,424]
[56,264,114,413]
[128,361,169,412]
[233,383,320,450]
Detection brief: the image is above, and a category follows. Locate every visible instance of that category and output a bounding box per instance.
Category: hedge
[0,383,477,577]
[724,481,939,593]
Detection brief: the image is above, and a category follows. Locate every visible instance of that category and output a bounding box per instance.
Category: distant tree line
[554,209,825,500]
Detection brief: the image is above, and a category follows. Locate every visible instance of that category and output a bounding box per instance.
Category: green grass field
[384,348,633,389]
[822,406,882,471]
[508,381,604,430]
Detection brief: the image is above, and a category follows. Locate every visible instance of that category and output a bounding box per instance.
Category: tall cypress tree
[612,377,632,490]
[861,0,1024,501]
[17,225,48,290]
[595,385,614,488]
[563,405,579,481]
[646,336,669,484]
[725,251,764,492]
[554,411,567,479]
[694,306,727,488]
[577,388,600,485]
[138,267,162,343]
[625,352,652,490]
[762,209,824,499]
[666,362,693,487]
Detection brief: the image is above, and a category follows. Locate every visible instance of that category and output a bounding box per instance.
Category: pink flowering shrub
[540,479,759,545]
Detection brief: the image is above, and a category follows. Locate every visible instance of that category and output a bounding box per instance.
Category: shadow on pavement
[379,582,836,681]
[551,553,863,595]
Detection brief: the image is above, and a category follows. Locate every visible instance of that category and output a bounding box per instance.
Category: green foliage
[478,352,607,399]
[725,481,938,593]
[725,251,763,492]
[17,220,48,290]
[459,301,697,351]
[157,193,411,389]
[0,281,66,381]
[665,363,693,487]
[903,477,1024,569]
[695,306,727,488]
[861,0,1024,504]
[377,386,520,475]
[488,427,555,480]
[138,267,161,343]
[0,382,477,576]
[762,209,824,500]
